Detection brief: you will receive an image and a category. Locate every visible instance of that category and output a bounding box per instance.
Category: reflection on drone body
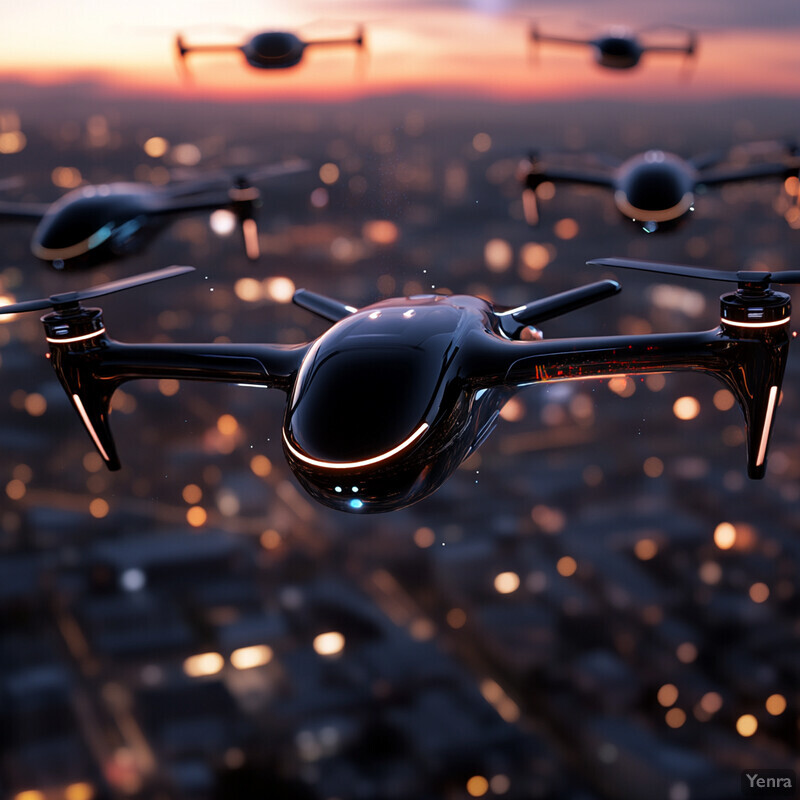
[521,141,800,232]
[530,24,696,70]
[2,260,793,513]
[0,161,308,270]
[175,27,365,74]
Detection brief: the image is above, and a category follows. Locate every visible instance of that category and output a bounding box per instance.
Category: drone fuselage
[33,183,166,270]
[242,32,307,69]
[613,150,697,231]
[283,295,514,512]
[592,35,643,69]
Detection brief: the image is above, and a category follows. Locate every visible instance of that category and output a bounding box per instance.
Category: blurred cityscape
[0,84,799,800]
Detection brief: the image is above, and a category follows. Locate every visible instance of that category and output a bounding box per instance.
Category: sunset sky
[2,0,800,102]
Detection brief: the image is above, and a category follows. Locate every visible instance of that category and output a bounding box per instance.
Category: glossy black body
[522,144,800,232]
[31,272,792,514]
[176,28,364,72]
[530,25,694,70]
[0,179,261,270]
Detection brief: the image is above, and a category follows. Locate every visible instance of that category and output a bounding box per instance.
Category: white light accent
[721,317,790,329]
[756,385,779,467]
[46,328,106,344]
[345,305,358,313]
[72,394,110,462]
[496,305,527,317]
[284,422,429,470]
[236,383,270,388]
[403,309,416,318]
[368,310,381,320]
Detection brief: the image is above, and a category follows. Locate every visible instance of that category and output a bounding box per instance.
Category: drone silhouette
[520,142,800,232]
[2,257,793,513]
[0,161,308,271]
[175,26,365,74]
[529,23,696,70]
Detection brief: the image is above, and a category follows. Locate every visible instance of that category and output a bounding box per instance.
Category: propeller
[168,158,310,191]
[0,266,195,316]
[588,257,800,289]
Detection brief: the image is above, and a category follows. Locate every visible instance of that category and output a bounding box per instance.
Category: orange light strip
[46,328,106,344]
[614,190,695,223]
[756,385,779,467]
[721,317,790,329]
[72,393,110,462]
[283,422,429,470]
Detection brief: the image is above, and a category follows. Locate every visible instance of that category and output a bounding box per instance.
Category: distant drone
[520,142,800,232]
[0,162,308,270]
[2,257,792,513]
[530,23,696,70]
[175,26,365,74]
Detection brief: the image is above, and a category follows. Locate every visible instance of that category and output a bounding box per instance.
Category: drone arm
[697,162,798,187]
[48,336,309,470]
[156,189,262,260]
[471,324,790,479]
[306,34,364,48]
[525,164,615,190]
[91,340,305,386]
[0,201,49,222]
[177,42,245,57]
[531,30,592,47]
[522,164,614,225]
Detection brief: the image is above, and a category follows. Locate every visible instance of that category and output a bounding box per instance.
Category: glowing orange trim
[756,385,779,467]
[284,422,429,470]
[72,394,110,462]
[614,190,694,223]
[242,219,260,260]
[537,372,640,383]
[46,328,106,344]
[721,317,790,329]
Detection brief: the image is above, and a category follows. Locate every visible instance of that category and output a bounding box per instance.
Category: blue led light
[351,486,359,493]
[349,498,364,510]
[334,486,342,493]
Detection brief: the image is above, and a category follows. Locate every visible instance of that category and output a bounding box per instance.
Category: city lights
[494,571,520,594]
[230,645,273,670]
[183,652,224,678]
[713,522,737,550]
[313,631,345,656]
[673,396,700,420]
[736,714,758,737]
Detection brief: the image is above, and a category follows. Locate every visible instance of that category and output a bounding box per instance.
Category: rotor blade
[0,296,56,315]
[589,257,800,287]
[293,289,357,322]
[588,257,741,283]
[241,158,310,183]
[76,265,196,302]
[167,159,310,194]
[0,265,196,316]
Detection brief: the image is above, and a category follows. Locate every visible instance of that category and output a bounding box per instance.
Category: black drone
[175,26,365,73]
[0,162,308,270]
[521,142,800,232]
[2,256,793,513]
[530,23,696,70]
